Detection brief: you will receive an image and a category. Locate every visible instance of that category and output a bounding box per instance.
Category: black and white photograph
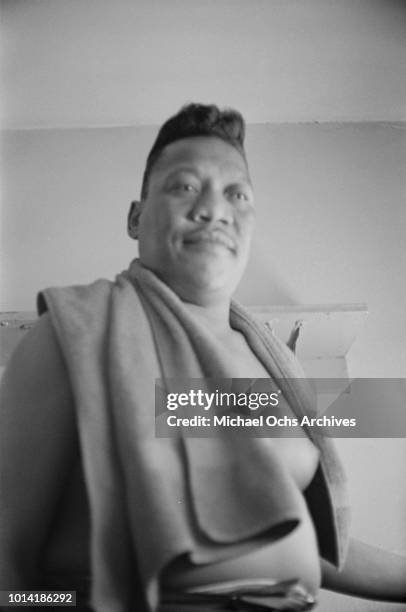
[1,1,405,611]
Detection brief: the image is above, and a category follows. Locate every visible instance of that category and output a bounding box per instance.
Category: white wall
[242,122,406,378]
[1,122,405,611]
[2,0,405,128]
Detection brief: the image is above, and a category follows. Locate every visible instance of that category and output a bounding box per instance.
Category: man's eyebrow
[226,166,253,187]
[163,166,201,179]
[229,177,253,188]
[160,165,253,187]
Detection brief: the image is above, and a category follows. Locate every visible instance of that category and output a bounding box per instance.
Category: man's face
[134,136,255,304]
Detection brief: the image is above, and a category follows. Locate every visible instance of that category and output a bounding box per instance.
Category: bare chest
[220,330,271,377]
[220,330,320,490]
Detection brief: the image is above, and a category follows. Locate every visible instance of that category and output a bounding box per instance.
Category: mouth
[183,230,236,253]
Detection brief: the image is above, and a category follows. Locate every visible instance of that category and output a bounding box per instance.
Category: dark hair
[140,103,247,199]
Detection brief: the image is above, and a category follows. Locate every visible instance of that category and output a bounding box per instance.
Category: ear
[127,200,142,240]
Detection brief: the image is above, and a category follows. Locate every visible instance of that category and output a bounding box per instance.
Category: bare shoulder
[0,315,75,468]
[0,312,78,502]
[1,312,74,416]
[0,314,80,585]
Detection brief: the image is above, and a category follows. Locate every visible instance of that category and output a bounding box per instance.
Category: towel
[38,259,350,612]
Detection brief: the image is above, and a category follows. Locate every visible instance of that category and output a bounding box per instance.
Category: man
[1,104,405,612]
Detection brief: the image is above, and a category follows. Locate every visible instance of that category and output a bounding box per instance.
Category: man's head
[128,103,255,305]
[139,103,247,201]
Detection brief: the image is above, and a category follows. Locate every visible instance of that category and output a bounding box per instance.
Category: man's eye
[230,191,249,202]
[172,183,198,193]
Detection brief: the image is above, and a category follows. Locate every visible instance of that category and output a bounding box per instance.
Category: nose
[190,189,232,225]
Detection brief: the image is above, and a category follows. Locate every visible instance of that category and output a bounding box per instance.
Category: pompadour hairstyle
[140,103,247,199]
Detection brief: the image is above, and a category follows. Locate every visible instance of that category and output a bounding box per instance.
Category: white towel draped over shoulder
[38,259,350,612]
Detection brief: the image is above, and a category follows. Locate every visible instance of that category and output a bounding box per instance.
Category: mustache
[183,229,237,251]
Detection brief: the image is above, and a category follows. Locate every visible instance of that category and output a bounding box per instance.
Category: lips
[183,230,236,252]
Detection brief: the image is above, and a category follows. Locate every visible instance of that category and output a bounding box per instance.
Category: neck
[182,299,232,335]
[134,259,234,333]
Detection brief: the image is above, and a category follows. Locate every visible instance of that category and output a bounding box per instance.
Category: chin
[157,256,245,299]
[182,266,240,296]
